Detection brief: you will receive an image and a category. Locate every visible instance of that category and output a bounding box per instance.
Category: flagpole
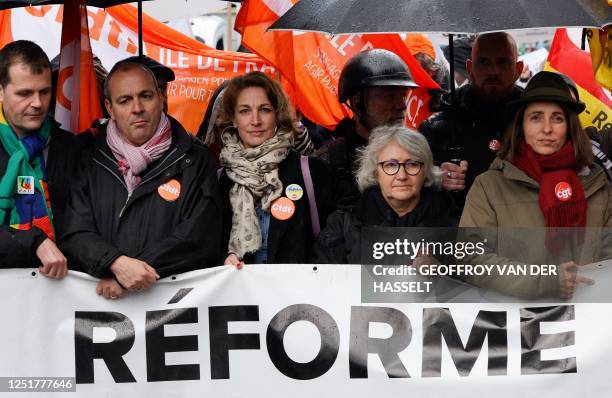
[448,33,460,164]
[138,0,143,60]
[226,2,233,51]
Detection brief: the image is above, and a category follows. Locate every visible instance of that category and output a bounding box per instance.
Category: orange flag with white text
[235,0,439,130]
[107,4,277,133]
[545,28,611,131]
[0,4,274,134]
[55,0,102,134]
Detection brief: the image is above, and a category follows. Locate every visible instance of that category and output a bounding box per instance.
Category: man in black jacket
[60,61,222,299]
[0,40,79,276]
[317,49,418,206]
[419,32,524,209]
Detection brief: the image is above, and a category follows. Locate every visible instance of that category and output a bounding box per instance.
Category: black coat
[60,118,222,278]
[0,121,80,267]
[419,84,522,208]
[219,151,335,264]
[315,117,366,206]
[312,186,458,264]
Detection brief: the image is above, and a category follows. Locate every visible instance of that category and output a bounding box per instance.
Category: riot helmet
[338,49,417,104]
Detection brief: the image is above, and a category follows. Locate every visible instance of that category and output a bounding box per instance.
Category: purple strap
[300,155,320,236]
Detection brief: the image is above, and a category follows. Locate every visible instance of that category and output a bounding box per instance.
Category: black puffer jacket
[219,151,335,264]
[419,84,522,208]
[60,118,222,277]
[312,186,458,264]
[0,120,80,267]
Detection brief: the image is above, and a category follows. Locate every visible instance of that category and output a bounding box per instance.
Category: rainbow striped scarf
[0,107,54,240]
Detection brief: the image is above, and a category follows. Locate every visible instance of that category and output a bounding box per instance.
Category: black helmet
[338,49,417,103]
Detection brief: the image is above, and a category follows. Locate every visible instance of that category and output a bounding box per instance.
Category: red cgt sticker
[554,182,572,201]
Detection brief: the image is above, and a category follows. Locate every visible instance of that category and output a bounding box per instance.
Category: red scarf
[513,141,587,228]
[513,142,587,254]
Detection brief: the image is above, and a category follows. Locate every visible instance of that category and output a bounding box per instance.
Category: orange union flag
[55,0,103,134]
[235,0,439,130]
[0,4,274,135]
[545,28,611,131]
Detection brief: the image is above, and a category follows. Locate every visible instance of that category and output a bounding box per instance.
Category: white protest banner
[0,265,610,397]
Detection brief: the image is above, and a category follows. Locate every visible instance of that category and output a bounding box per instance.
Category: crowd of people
[0,32,610,300]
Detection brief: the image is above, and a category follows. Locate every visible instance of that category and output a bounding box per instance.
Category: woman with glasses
[313,125,457,264]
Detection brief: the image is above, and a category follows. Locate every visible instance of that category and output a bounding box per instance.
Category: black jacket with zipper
[312,186,458,264]
[60,117,222,278]
[0,120,80,267]
[418,84,523,209]
[219,151,335,264]
[314,117,367,207]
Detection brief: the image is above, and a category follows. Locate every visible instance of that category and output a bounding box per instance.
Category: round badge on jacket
[488,139,501,152]
[271,197,295,220]
[285,184,304,201]
[554,181,572,202]
[158,179,181,202]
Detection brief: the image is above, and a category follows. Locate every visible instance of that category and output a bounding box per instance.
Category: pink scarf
[106,113,172,194]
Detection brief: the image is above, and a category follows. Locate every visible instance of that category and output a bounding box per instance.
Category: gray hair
[356,125,437,192]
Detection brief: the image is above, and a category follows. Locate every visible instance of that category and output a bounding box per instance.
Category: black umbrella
[0,0,143,8]
[269,0,610,34]
[0,0,151,57]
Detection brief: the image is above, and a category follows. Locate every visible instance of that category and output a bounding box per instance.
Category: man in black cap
[122,55,175,113]
[317,49,418,205]
[80,55,177,137]
[60,60,221,299]
[420,32,524,210]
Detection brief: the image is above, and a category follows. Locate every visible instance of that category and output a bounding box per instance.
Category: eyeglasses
[378,160,423,176]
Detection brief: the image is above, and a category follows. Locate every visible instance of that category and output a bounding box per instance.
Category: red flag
[0,9,13,45]
[545,28,611,130]
[55,0,102,134]
[236,0,438,130]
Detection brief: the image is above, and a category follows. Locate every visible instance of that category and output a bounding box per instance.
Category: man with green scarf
[0,40,80,277]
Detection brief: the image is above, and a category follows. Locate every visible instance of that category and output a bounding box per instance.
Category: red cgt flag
[55,0,102,134]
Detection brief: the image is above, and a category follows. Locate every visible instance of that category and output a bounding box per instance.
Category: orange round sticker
[555,182,572,202]
[270,197,295,220]
[158,179,181,202]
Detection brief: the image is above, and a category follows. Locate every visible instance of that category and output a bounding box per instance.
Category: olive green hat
[507,70,586,115]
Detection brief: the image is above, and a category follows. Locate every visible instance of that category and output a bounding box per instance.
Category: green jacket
[459,157,612,298]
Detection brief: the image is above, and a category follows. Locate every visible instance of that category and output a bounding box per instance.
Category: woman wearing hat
[459,71,611,299]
